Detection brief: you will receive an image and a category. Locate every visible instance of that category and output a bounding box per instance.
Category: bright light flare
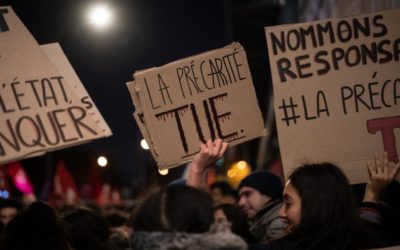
[158,169,169,175]
[227,169,237,178]
[140,139,150,150]
[97,156,108,167]
[226,160,251,187]
[0,190,9,198]
[87,4,113,29]
[237,160,248,170]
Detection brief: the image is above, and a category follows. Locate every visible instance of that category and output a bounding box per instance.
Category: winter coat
[250,199,287,243]
[131,221,247,250]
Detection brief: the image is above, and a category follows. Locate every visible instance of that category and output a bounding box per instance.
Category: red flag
[6,161,34,194]
[52,160,79,205]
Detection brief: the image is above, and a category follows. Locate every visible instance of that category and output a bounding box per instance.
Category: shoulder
[259,201,287,227]
[261,200,283,218]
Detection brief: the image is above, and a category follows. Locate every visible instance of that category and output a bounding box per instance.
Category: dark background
[1,0,296,198]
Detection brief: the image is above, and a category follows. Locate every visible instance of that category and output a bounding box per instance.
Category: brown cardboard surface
[130,42,266,169]
[41,43,112,137]
[126,81,140,108]
[0,6,111,164]
[265,9,400,183]
[126,81,158,160]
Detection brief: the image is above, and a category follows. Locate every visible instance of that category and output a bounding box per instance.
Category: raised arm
[364,152,400,203]
[186,139,228,188]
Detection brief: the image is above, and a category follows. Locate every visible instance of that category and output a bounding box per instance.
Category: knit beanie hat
[238,171,283,200]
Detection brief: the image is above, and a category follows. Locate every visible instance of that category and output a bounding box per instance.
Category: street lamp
[97,156,108,167]
[87,3,113,29]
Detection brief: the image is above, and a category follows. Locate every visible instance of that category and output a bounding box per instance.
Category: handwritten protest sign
[0,6,111,164]
[41,43,112,137]
[265,9,400,183]
[126,81,158,160]
[128,43,266,169]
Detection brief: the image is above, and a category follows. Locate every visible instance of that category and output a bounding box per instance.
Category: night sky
[1,0,283,195]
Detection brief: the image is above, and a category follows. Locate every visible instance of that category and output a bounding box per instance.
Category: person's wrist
[363,190,378,203]
[189,162,205,175]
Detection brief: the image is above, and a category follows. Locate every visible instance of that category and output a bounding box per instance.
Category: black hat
[238,171,283,200]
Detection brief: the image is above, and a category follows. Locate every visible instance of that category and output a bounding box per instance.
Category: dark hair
[214,204,255,244]
[133,185,214,233]
[288,163,362,250]
[104,212,128,228]
[210,181,233,196]
[0,198,22,211]
[62,207,111,250]
[1,201,69,250]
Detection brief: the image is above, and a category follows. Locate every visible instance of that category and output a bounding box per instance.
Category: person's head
[0,198,22,226]
[62,207,111,250]
[210,181,235,204]
[2,201,69,250]
[214,204,255,244]
[133,185,214,233]
[238,171,283,219]
[279,163,361,249]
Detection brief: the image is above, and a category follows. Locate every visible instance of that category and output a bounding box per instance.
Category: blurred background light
[87,3,113,29]
[227,160,251,187]
[0,190,9,198]
[158,169,169,176]
[140,139,150,150]
[237,160,247,170]
[97,156,108,167]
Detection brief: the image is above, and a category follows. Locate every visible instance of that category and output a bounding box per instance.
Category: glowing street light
[140,139,150,150]
[226,160,251,187]
[227,168,237,178]
[87,4,113,29]
[237,160,248,170]
[158,169,169,175]
[97,156,108,167]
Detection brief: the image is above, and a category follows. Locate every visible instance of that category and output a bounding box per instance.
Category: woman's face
[279,180,302,228]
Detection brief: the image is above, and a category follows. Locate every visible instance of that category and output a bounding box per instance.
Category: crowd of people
[0,139,399,250]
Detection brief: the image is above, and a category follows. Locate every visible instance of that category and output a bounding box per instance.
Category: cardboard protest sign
[265,9,400,183]
[40,43,112,137]
[129,43,266,169]
[126,81,158,160]
[0,6,111,164]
